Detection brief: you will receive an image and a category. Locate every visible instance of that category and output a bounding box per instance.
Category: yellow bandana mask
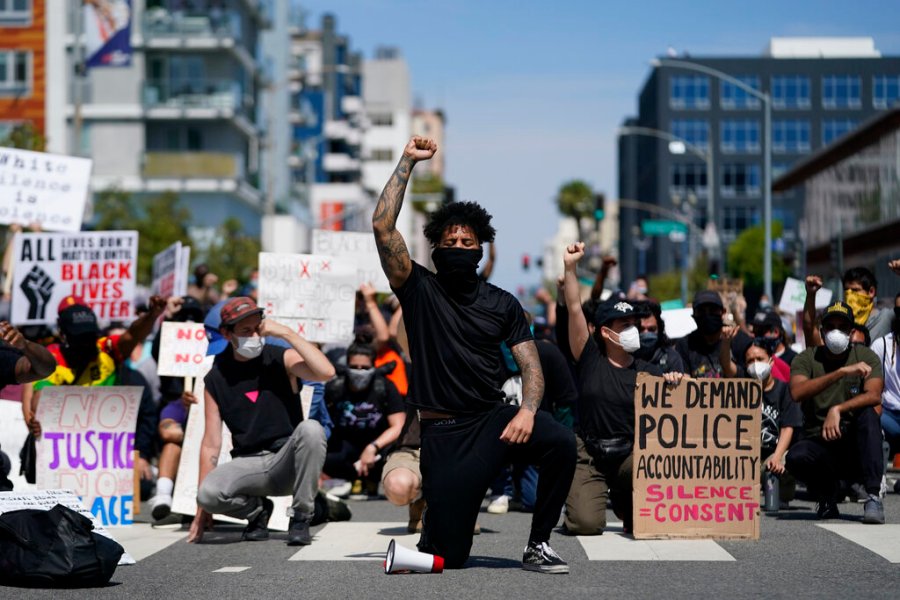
[844,289,874,325]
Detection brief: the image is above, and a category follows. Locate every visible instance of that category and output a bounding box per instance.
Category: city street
[11,488,900,599]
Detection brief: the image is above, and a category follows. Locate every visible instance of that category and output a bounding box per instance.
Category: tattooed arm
[500,340,545,444]
[373,137,437,289]
[189,389,223,543]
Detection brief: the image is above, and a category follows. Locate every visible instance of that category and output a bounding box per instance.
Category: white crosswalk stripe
[577,521,735,561]
[817,524,900,563]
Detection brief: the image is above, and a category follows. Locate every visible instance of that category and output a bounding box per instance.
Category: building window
[370,148,393,161]
[0,50,31,96]
[720,163,761,198]
[670,119,709,150]
[720,76,761,110]
[669,163,708,196]
[669,75,710,110]
[720,119,760,153]
[873,75,900,109]
[772,162,792,179]
[0,0,30,25]
[723,206,761,233]
[772,120,811,153]
[822,75,861,109]
[771,76,810,109]
[369,113,393,126]
[822,119,858,146]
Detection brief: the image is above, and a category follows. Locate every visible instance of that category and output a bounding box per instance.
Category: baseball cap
[693,290,724,309]
[220,296,264,327]
[204,300,229,355]
[821,301,854,327]
[58,303,99,337]
[593,299,648,327]
[58,295,89,314]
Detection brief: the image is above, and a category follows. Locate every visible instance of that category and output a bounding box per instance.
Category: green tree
[726,221,790,289]
[649,253,712,304]
[203,217,261,284]
[93,190,193,285]
[0,122,47,151]
[555,180,595,220]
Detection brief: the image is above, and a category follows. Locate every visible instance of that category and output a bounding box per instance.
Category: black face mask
[62,333,99,371]
[432,247,483,286]
[696,314,724,336]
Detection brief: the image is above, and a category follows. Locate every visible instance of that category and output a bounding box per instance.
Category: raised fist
[20,265,54,320]
[563,243,585,269]
[805,275,823,294]
[403,136,437,162]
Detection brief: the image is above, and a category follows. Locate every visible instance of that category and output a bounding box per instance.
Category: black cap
[174,296,205,323]
[693,290,724,308]
[58,305,99,336]
[593,299,648,327]
[821,301,854,327]
[752,310,782,332]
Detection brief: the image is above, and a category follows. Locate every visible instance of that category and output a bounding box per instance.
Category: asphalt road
[6,485,900,600]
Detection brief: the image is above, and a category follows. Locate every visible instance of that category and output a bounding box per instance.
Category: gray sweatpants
[197,420,327,522]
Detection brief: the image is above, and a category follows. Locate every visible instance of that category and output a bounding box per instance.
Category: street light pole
[651,58,773,300]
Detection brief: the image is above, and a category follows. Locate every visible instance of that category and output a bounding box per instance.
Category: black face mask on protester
[431,247,483,285]
[61,333,99,372]
[696,314,724,336]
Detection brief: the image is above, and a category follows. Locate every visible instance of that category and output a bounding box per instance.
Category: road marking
[213,566,251,573]
[107,524,187,562]
[289,522,418,561]
[577,523,735,561]
[817,524,900,563]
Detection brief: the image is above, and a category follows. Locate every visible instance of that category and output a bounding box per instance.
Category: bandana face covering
[844,289,873,325]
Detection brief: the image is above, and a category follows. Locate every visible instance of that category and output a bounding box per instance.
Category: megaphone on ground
[383,539,444,574]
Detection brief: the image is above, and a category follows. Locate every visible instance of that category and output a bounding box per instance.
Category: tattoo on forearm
[511,342,544,413]
[373,157,414,278]
[210,454,218,467]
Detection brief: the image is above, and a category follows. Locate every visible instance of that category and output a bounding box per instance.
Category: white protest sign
[151,241,190,298]
[156,322,210,378]
[171,365,297,531]
[11,230,138,325]
[311,229,391,293]
[778,277,834,314]
[35,386,142,527]
[0,147,92,232]
[257,252,357,344]
[661,308,698,339]
[0,398,34,492]
[0,489,135,565]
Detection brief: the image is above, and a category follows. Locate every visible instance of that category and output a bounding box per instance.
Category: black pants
[785,407,883,498]
[418,404,576,569]
[324,438,381,483]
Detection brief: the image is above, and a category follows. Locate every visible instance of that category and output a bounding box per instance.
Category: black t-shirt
[674,330,749,378]
[326,375,405,448]
[760,379,802,453]
[777,346,798,366]
[0,347,22,389]
[537,339,577,415]
[204,345,301,457]
[575,336,663,440]
[394,262,533,414]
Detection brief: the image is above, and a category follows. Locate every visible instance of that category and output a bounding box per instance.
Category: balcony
[341,96,363,114]
[142,9,242,43]
[143,80,243,112]
[142,152,245,180]
[322,153,361,172]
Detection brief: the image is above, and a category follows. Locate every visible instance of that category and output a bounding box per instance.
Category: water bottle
[764,472,780,512]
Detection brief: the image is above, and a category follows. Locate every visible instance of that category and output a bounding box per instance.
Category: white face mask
[613,326,641,354]
[824,329,850,355]
[234,335,265,359]
[747,361,772,382]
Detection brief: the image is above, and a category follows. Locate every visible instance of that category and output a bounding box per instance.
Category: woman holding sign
[560,243,682,535]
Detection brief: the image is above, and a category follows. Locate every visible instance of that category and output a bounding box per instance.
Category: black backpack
[0,503,124,588]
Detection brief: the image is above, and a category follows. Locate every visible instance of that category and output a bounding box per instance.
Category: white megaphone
[383,539,444,574]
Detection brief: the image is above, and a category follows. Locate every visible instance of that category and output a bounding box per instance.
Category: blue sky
[299,0,900,293]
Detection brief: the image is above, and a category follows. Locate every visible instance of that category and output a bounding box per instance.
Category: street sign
[642,220,688,237]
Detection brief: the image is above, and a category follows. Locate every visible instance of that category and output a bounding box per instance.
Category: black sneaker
[815,499,840,520]
[286,518,312,545]
[522,541,569,574]
[242,498,274,541]
[862,495,885,524]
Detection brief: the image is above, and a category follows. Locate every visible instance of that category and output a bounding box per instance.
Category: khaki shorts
[381,447,421,485]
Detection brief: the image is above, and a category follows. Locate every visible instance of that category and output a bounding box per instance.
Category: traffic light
[522,254,531,271]
[594,194,605,221]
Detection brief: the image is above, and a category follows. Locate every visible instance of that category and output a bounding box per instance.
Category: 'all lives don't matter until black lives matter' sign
[632,374,762,540]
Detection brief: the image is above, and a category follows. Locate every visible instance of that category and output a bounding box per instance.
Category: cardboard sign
[156,322,209,377]
[633,374,762,539]
[11,231,138,325]
[257,252,357,344]
[151,241,190,298]
[311,229,391,293]
[0,489,135,565]
[0,399,34,492]
[0,147,92,232]
[170,365,299,531]
[34,387,142,527]
[778,277,834,314]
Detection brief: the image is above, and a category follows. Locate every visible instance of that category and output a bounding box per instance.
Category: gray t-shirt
[866,307,893,341]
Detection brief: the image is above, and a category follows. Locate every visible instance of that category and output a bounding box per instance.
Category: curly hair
[423,201,496,246]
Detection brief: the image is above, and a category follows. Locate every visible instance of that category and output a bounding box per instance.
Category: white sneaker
[487,494,510,514]
[150,494,172,521]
